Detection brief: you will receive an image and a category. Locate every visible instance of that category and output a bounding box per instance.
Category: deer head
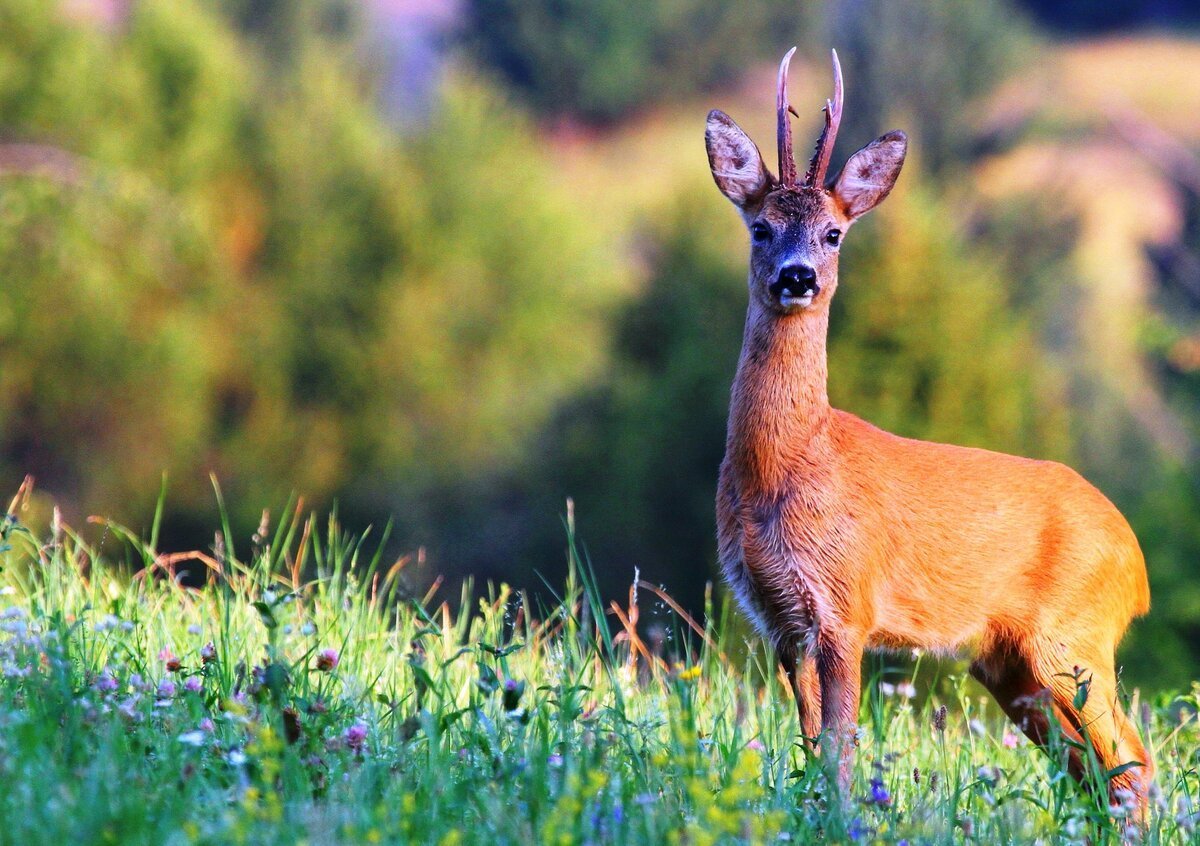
[705,49,907,314]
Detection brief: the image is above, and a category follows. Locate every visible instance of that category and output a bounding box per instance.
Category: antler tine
[776,46,798,187]
[804,48,844,189]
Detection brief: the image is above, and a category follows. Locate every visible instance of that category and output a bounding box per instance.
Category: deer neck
[727,301,832,492]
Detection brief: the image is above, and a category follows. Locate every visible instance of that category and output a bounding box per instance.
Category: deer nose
[773,263,819,300]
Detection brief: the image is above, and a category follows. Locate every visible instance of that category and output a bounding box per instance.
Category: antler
[776,47,798,187]
[803,49,843,189]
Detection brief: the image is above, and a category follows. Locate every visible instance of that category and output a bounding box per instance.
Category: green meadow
[0,486,1193,846]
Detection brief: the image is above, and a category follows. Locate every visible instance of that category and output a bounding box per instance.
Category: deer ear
[706,110,773,210]
[831,130,907,220]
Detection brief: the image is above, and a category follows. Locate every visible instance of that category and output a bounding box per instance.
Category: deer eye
[751,222,772,243]
[825,228,842,247]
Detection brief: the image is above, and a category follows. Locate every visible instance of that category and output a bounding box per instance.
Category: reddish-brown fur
[706,52,1152,810]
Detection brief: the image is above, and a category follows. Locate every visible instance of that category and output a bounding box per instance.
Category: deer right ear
[706,110,773,210]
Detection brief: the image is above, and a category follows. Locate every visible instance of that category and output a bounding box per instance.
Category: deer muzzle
[771,263,820,308]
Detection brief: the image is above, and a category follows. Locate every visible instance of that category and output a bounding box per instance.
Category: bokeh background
[2,0,1200,689]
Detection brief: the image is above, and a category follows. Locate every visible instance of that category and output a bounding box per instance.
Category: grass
[0,484,1197,845]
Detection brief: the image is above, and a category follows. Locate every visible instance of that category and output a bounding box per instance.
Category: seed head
[933,705,947,732]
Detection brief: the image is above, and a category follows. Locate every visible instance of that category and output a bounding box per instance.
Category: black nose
[771,263,819,300]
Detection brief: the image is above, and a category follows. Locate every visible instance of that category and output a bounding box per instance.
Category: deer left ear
[831,130,907,221]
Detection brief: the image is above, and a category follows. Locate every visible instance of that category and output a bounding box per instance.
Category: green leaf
[1073,679,1090,711]
[252,601,278,629]
[1105,761,1145,781]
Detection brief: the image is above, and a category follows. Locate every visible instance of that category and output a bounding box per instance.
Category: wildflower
[1176,795,1199,834]
[157,679,176,700]
[199,718,215,733]
[178,731,206,747]
[187,624,202,636]
[547,753,564,768]
[344,722,368,753]
[866,778,891,807]
[897,681,917,699]
[0,619,27,636]
[262,589,277,605]
[301,622,316,636]
[315,648,339,672]
[977,765,1000,785]
[118,696,142,722]
[502,679,525,711]
[968,718,986,736]
[228,749,247,766]
[932,705,947,732]
[912,767,920,785]
[747,739,765,752]
[119,621,135,633]
[677,664,702,682]
[1002,731,1019,749]
[93,669,119,694]
[159,649,181,673]
[184,676,203,694]
[200,642,217,664]
[879,681,896,697]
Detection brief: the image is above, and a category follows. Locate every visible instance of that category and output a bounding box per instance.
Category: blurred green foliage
[1,0,1199,691]
[0,0,619,535]
[463,0,813,123]
[827,0,1032,172]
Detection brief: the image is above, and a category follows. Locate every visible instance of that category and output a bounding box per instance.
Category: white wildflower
[178,731,206,747]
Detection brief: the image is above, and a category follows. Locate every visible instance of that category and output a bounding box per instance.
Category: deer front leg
[817,633,864,797]
[779,646,822,748]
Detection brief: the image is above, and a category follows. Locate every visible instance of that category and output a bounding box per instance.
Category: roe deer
[707,48,1152,811]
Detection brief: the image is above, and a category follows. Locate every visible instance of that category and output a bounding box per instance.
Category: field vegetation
[0,485,1196,844]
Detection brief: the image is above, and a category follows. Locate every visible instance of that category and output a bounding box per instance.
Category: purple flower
[93,670,119,694]
[156,679,176,699]
[502,678,525,711]
[344,722,368,752]
[315,649,339,672]
[183,676,203,694]
[868,778,891,806]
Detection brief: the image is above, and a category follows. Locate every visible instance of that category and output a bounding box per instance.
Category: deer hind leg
[1019,639,1152,816]
[969,649,1089,780]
